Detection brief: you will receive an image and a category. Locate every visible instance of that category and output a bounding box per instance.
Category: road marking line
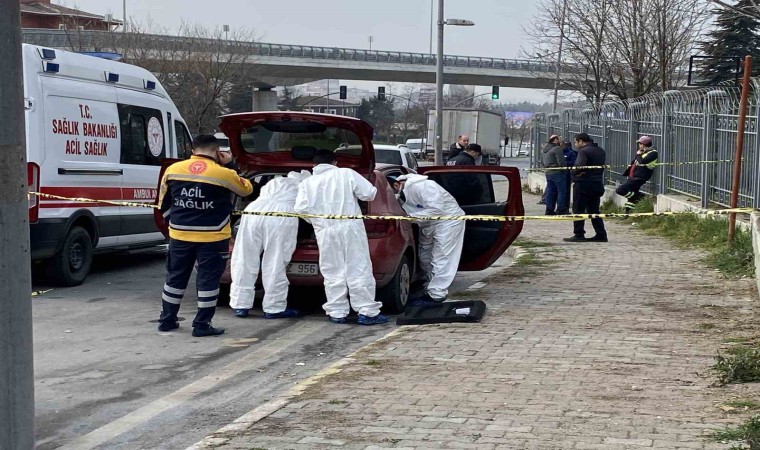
[60,321,326,450]
[186,327,407,449]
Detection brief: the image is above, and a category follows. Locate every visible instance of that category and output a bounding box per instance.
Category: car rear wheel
[47,226,93,286]
[377,255,411,314]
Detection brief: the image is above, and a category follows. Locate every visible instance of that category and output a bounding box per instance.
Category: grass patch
[725,400,760,411]
[365,360,383,366]
[699,323,717,330]
[514,238,554,249]
[712,346,760,385]
[632,213,753,278]
[601,198,623,214]
[513,253,553,268]
[710,414,760,449]
[328,399,347,404]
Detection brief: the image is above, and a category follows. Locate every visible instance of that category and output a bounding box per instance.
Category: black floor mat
[396,300,486,325]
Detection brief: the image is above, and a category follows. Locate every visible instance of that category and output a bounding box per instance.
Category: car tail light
[27,162,40,223]
[365,219,395,237]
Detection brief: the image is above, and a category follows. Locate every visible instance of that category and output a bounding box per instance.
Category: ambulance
[24,44,193,286]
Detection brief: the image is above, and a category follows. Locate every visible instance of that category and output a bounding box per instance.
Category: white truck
[427,108,503,165]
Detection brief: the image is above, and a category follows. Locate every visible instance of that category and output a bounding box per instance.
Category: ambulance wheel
[47,226,93,286]
[377,255,411,314]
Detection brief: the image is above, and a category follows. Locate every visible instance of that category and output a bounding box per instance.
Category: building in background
[20,0,121,30]
[281,96,360,117]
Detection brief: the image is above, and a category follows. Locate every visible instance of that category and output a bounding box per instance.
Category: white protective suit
[294,164,382,319]
[399,174,465,300]
[230,171,310,313]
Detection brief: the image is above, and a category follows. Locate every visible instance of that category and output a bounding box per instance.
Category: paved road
[31,250,510,449]
[213,194,755,450]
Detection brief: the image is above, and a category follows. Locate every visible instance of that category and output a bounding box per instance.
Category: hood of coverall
[397,173,464,218]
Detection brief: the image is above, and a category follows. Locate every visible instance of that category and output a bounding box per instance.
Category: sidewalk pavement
[202,193,759,450]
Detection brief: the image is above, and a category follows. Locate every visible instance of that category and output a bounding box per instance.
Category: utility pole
[122,0,127,32]
[429,0,434,54]
[434,0,445,165]
[0,1,35,448]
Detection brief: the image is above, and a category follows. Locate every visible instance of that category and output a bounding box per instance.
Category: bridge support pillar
[252,88,278,112]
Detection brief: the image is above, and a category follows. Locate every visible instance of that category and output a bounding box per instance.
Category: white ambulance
[24,44,194,286]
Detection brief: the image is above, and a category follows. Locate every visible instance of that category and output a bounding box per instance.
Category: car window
[239,121,361,155]
[118,104,165,166]
[428,172,496,206]
[405,153,418,169]
[375,149,403,165]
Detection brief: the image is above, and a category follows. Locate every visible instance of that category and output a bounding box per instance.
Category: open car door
[416,166,524,271]
[153,158,181,238]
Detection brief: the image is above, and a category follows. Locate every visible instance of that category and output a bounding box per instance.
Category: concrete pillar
[251,88,278,112]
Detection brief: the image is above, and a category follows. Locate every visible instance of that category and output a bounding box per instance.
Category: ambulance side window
[118,104,166,166]
[175,121,193,159]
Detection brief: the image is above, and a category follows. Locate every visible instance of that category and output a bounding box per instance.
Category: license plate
[287,262,319,276]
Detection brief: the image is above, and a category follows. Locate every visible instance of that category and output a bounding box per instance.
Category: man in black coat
[448,135,469,161]
[445,144,483,205]
[565,133,608,243]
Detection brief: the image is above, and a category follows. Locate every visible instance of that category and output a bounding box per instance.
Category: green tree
[701,0,760,85]
[356,96,395,142]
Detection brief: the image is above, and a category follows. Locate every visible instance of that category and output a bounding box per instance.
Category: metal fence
[532,83,760,209]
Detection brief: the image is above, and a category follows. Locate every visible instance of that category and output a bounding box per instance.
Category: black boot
[192,325,225,337]
[158,301,181,332]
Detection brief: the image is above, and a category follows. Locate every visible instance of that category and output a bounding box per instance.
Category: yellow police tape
[527,158,740,172]
[29,191,755,222]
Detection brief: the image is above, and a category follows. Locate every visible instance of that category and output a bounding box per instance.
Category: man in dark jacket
[446,144,483,204]
[616,136,658,212]
[565,133,608,243]
[541,135,568,215]
[448,134,469,161]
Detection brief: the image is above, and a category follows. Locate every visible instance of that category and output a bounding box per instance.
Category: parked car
[155,112,525,312]
[338,144,418,172]
[404,138,427,160]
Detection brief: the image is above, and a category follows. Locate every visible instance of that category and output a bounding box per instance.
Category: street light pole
[434,0,445,165]
[429,0,434,54]
[0,1,35,448]
[122,0,127,33]
[552,0,567,113]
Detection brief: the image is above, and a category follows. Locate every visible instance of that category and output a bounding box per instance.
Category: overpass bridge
[22,29,564,89]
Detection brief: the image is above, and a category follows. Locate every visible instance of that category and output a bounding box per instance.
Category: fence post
[702,90,728,208]
[659,91,679,196]
[581,109,594,135]
[753,85,760,209]
[601,103,612,185]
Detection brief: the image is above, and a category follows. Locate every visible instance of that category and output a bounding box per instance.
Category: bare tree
[525,0,708,103]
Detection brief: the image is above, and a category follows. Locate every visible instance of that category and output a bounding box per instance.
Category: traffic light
[339,85,347,100]
[491,85,500,100]
[378,86,386,101]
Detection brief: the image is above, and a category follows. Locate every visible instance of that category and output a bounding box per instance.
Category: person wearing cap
[388,174,465,306]
[541,135,569,215]
[446,143,484,205]
[447,143,481,166]
[617,136,658,213]
[565,133,608,243]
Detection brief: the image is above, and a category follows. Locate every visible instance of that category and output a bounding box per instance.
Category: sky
[65,0,552,103]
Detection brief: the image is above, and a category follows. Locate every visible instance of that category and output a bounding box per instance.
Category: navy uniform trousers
[159,238,229,330]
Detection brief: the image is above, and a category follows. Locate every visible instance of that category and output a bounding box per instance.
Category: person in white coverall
[390,174,465,305]
[294,149,388,325]
[229,170,311,319]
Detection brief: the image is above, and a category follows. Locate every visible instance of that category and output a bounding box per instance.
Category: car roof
[373,144,405,151]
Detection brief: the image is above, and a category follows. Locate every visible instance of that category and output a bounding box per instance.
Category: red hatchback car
[156,112,524,312]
